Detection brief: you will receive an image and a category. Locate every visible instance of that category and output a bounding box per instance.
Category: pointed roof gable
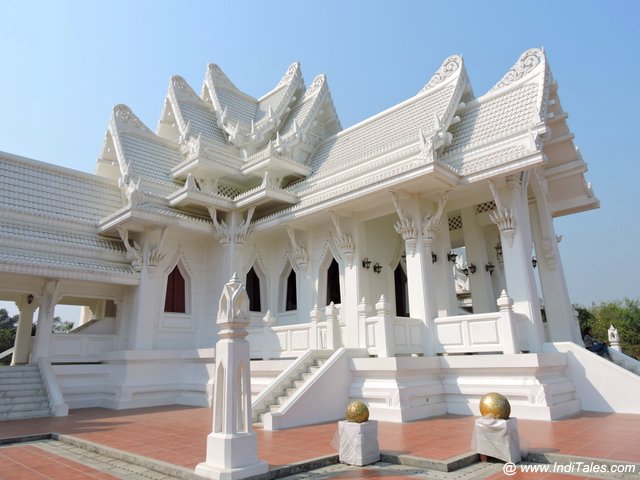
[439,48,549,175]
[159,75,230,147]
[107,104,183,189]
[303,54,468,178]
[203,62,304,150]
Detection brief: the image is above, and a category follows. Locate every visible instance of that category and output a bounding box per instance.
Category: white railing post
[358,297,373,351]
[325,302,338,350]
[608,325,622,352]
[262,310,276,360]
[375,295,394,357]
[309,304,324,349]
[497,290,518,354]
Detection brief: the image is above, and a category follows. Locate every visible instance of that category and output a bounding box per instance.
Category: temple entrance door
[394,261,409,317]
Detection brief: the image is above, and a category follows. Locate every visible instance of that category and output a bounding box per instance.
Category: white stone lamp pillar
[195,274,268,480]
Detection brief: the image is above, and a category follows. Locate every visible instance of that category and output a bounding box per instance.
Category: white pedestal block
[472,417,521,463]
[337,420,380,466]
[195,433,268,480]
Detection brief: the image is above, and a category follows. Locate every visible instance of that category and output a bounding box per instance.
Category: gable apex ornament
[113,104,153,134]
[419,55,462,93]
[489,48,545,93]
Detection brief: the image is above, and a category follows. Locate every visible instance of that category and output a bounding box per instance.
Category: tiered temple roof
[0,49,598,284]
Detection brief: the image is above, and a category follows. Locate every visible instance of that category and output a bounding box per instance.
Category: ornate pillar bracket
[285,225,309,271]
[422,192,449,248]
[207,206,256,247]
[117,227,143,272]
[146,226,167,273]
[488,180,516,247]
[329,211,355,266]
[390,192,419,255]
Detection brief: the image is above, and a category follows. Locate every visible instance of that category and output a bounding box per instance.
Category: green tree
[52,316,74,333]
[0,308,19,365]
[590,298,640,360]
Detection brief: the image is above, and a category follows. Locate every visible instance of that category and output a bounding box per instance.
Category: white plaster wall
[350,356,446,422]
[363,215,400,309]
[54,348,216,409]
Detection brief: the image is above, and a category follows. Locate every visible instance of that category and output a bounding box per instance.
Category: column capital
[329,211,356,266]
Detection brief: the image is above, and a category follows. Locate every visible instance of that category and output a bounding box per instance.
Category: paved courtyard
[1,406,639,479]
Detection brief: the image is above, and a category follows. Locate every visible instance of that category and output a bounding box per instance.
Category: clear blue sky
[0,0,638,308]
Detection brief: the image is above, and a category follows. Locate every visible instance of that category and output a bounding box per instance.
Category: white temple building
[2,48,639,426]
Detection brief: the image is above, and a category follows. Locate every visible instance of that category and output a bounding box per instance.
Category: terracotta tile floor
[0,444,119,480]
[0,406,639,477]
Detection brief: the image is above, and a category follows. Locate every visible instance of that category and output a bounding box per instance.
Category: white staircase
[0,365,51,420]
[252,350,332,423]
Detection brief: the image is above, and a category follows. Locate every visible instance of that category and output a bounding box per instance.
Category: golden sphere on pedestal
[479,392,511,419]
[345,400,370,423]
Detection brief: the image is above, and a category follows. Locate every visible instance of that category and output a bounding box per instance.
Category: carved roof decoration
[419,55,465,94]
[0,48,598,270]
[488,48,545,93]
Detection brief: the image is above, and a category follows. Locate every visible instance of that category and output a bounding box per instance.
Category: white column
[330,213,361,348]
[490,176,544,353]
[119,227,167,350]
[129,266,161,350]
[11,295,37,365]
[196,274,268,480]
[460,207,496,313]
[31,280,58,363]
[530,172,581,343]
[434,220,458,317]
[392,194,438,355]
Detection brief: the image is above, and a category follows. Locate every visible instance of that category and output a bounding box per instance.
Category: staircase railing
[0,347,14,361]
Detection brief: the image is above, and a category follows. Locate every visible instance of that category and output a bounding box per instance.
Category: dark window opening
[326,258,341,305]
[246,267,261,312]
[285,269,297,311]
[164,266,186,313]
[394,263,409,317]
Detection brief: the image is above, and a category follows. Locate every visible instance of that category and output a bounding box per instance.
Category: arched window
[326,258,341,305]
[394,263,409,317]
[246,267,261,312]
[164,265,186,313]
[285,268,297,311]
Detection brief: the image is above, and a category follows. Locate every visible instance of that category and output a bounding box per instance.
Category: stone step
[0,393,48,405]
[269,404,280,413]
[276,396,289,406]
[0,370,42,380]
[0,400,50,414]
[0,365,39,372]
[301,372,313,381]
[0,385,45,396]
[308,366,320,374]
[0,379,43,394]
[0,408,50,420]
[0,375,43,385]
[285,387,297,396]
[293,380,305,389]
